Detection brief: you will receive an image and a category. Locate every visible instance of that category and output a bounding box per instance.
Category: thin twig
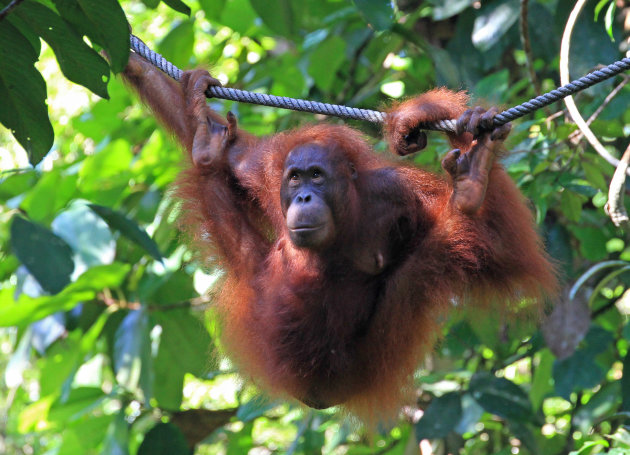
[0,0,25,21]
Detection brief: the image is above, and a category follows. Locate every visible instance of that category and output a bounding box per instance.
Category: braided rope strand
[130,35,630,132]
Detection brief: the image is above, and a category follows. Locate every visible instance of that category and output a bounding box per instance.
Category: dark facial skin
[281,144,347,250]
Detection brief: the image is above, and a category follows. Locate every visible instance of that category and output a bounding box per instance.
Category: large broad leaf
[161,0,191,16]
[236,396,279,422]
[574,382,622,434]
[0,263,129,327]
[219,0,258,35]
[89,204,163,262]
[52,203,116,269]
[352,0,394,31]
[10,216,74,294]
[19,169,78,222]
[113,309,153,396]
[250,0,294,37]
[52,0,129,73]
[432,0,473,20]
[140,270,196,306]
[138,423,189,455]
[553,326,613,399]
[57,414,113,455]
[14,1,109,98]
[40,310,112,397]
[155,310,214,375]
[530,349,555,411]
[415,392,462,440]
[469,372,534,423]
[157,20,195,70]
[102,409,130,455]
[153,310,215,408]
[570,226,609,262]
[198,0,226,20]
[0,22,53,165]
[472,0,520,52]
[308,36,346,92]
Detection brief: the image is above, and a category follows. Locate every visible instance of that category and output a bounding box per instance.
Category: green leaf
[415,392,462,440]
[52,0,129,73]
[604,2,616,41]
[582,162,608,191]
[15,1,109,98]
[530,349,554,410]
[20,170,78,222]
[113,308,153,395]
[0,21,53,165]
[158,20,195,70]
[574,383,621,433]
[48,387,107,424]
[155,310,215,376]
[219,0,258,35]
[553,327,612,399]
[570,226,608,262]
[594,0,610,20]
[237,396,278,422]
[58,414,113,455]
[38,331,82,396]
[308,36,346,92]
[79,139,134,198]
[153,309,214,408]
[560,190,583,223]
[469,373,534,423]
[250,0,294,37]
[0,171,38,203]
[432,0,472,20]
[553,351,604,400]
[138,423,188,455]
[52,203,116,268]
[102,409,130,455]
[352,0,394,31]
[10,216,74,294]
[0,264,129,327]
[454,393,484,435]
[545,224,574,278]
[472,0,520,52]
[198,0,226,19]
[161,0,191,15]
[142,270,195,305]
[89,204,163,262]
[5,12,41,55]
[66,263,130,292]
[569,440,609,455]
[474,70,509,104]
[508,421,539,454]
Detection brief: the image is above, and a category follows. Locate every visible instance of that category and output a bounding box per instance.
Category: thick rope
[130,34,630,132]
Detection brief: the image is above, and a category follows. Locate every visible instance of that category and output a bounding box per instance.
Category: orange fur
[122,53,557,423]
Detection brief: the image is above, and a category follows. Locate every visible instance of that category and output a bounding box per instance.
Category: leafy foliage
[1,0,630,454]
